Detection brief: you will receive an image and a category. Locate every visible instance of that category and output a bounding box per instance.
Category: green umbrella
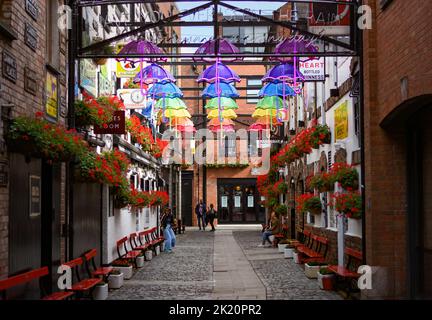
[256,96,285,110]
[155,97,187,110]
[205,97,239,110]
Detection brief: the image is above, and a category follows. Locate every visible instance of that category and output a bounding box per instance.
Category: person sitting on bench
[259,211,280,247]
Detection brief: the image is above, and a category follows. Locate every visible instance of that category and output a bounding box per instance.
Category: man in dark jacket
[195,200,206,231]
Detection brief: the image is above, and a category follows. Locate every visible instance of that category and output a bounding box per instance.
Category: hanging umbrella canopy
[262,63,304,83]
[207,109,237,119]
[252,108,287,118]
[193,39,242,62]
[116,40,167,63]
[270,39,318,63]
[205,97,239,110]
[208,125,235,133]
[148,82,183,98]
[202,82,239,98]
[134,63,176,85]
[163,109,191,119]
[255,117,283,125]
[256,96,286,110]
[208,118,235,127]
[259,82,296,97]
[155,97,187,110]
[171,117,196,132]
[197,63,241,83]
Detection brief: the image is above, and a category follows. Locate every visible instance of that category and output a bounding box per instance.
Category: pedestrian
[207,204,217,231]
[161,207,176,253]
[195,199,207,231]
[259,211,279,247]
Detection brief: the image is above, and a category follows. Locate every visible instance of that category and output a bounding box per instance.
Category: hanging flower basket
[330,163,359,190]
[330,191,362,219]
[6,112,88,162]
[308,173,334,193]
[126,115,154,152]
[296,193,322,214]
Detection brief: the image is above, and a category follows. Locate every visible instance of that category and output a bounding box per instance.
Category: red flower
[35,111,44,118]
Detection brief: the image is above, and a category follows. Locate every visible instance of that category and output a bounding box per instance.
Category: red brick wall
[363,0,432,298]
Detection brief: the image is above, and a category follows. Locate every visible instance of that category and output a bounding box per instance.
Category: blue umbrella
[259,82,296,97]
[141,100,153,119]
[147,82,183,99]
[202,82,239,98]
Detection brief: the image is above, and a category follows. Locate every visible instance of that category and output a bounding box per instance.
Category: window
[247,79,261,104]
[145,180,150,192]
[226,137,236,157]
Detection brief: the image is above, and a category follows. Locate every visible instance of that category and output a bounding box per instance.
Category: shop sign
[45,71,58,120]
[299,58,325,82]
[80,59,97,97]
[2,51,17,83]
[94,111,126,135]
[25,0,39,21]
[117,89,147,109]
[116,60,142,78]
[25,23,38,51]
[334,100,349,141]
[29,175,41,218]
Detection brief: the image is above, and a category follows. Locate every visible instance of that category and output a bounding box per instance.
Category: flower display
[329,163,359,190]
[75,91,125,127]
[295,193,322,214]
[7,112,88,161]
[330,191,362,219]
[126,115,154,151]
[76,149,130,187]
[307,172,334,193]
[274,179,289,194]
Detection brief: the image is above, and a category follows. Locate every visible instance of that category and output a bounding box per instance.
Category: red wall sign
[94,111,126,135]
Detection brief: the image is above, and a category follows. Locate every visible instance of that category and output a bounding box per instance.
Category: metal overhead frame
[76,0,360,60]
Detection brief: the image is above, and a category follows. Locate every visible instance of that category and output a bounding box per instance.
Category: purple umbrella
[116,40,167,64]
[193,39,242,62]
[134,63,176,85]
[262,63,304,84]
[270,39,318,63]
[197,62,241,83]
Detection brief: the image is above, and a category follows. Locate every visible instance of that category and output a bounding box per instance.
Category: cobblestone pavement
[232,231,342,300]
[109,231,214,300]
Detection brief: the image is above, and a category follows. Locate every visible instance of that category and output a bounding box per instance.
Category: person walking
[161,208,176,253]
[195,200,207,231]
[207,204,217,231]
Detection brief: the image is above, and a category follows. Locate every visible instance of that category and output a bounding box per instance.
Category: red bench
[129,232,150,252]
[0,267,74,300]
[63,258,102,299]
[297,234,329,264]
[329,248,362,279]
[117,236,141,267]
[83,249,113,282]
[145,227,164,250]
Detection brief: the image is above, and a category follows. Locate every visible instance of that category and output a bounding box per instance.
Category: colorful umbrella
[270,39,318,63]
[262,63,305,84]
[205,97,239,110]
[202,82,239,98]
[155,97,187,110]
[116,40,167,64]
[193,39,242,62]
[197,62,241,84]
[259,82,296,97]
[134,63,176,85]
[147,82,183,99]
[207,109,238,120]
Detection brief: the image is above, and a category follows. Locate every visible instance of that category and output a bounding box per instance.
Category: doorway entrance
[217,178,265,224]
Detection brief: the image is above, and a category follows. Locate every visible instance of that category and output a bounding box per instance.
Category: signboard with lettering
[25,0,39,21]
[29,175,41,218]
[25,23,38,51]
[24,67,38,95]
[80,59,97,97]
[299,58,325,82]
[334,100,349,141]
[45,71,59,120]
[2,51,17,83]
[94,111,126,134]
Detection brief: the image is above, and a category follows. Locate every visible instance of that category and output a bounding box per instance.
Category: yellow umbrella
[252,108,286,118]
[207,109,237,119]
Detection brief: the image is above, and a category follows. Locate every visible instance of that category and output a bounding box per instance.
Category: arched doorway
[381,94,432,299]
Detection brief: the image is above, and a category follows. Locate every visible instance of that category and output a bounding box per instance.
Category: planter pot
[108,272,124,289]
[154,245,160,256]
[136,255,145,268]
[293,251,301,264]
[278,244,287,253]
[305,263,327,279]
[144,250,153,261]
[113,266,133,280]
[318,273,335,290]
[284,247,295,259]
[92,283,108,300]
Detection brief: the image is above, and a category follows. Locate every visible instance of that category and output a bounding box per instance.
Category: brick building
[362,0,432,299]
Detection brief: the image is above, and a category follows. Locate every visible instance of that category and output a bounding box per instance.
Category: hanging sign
[299,58,325,82]
[116,60,141,78]
[334,101,349,141]
[94,111,126,134]
[117,89,147,109]
[45,71,58,120]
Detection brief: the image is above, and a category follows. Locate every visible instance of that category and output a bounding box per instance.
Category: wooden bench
[130,232,150,252]
[83,249,113,282]
[0,267,74,300]
[297,235,329,264]
[149,227,164,246]
[116,237,142,267]
[63,258,102,299]
[329,248,362,279]
[294,230,312,249]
